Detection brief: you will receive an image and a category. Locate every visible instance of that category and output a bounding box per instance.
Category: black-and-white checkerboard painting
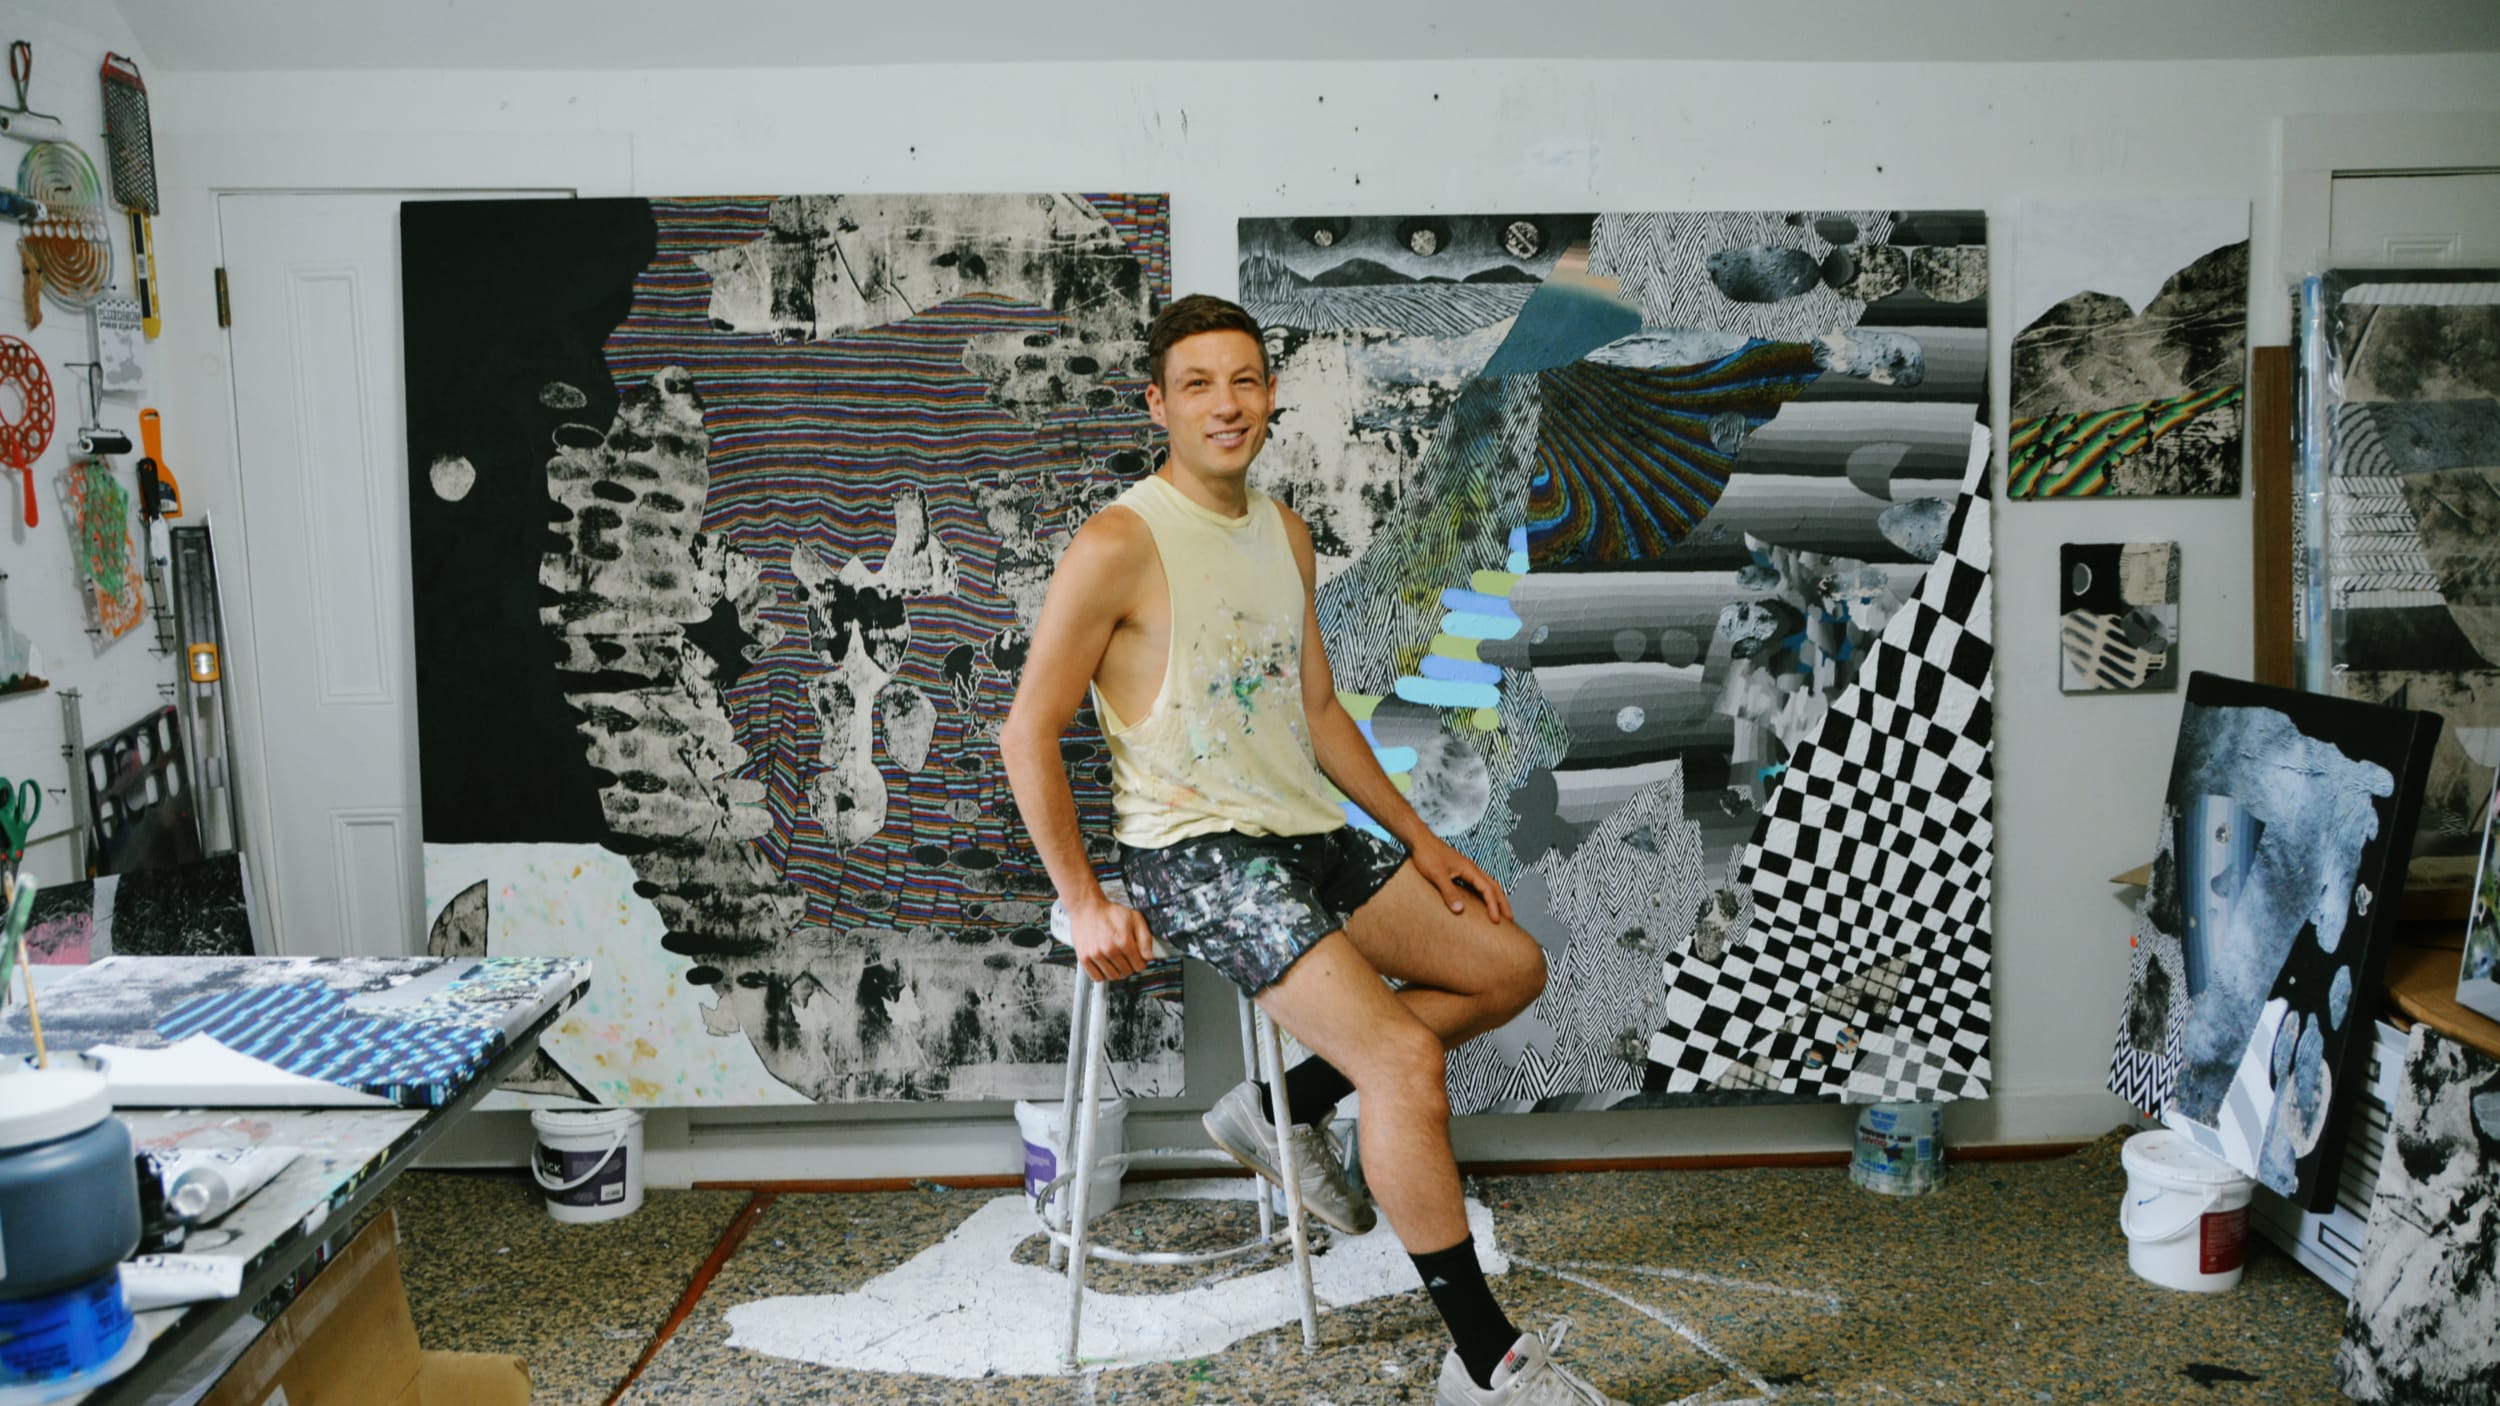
[1650,458,1995,1103]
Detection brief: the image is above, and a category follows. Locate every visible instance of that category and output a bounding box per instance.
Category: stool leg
[1234,989,1275,1246]
[1062,972,1108,1372]
[1257,1010,1321,1350]
[1049,961,1088,1268]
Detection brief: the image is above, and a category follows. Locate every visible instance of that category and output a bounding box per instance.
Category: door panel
[220,190,561,955]
[2330,171,2500,264]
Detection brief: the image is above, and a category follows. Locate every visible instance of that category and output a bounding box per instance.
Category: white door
[2330,171,2500,264]
[219,191,559,957]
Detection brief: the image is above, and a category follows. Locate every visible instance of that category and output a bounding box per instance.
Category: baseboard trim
[690,1139,2092,1192]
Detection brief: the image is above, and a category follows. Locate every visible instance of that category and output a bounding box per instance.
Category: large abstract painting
[2106,672,2438,1209]
[2299,268,2500,873]
[1242,210,1995,1112]
[2334,1025,2500,1405]
[403,195,1183,1106]
[2007,199,2247,498]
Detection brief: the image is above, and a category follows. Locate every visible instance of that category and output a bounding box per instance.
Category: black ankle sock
[1256,1056,1355,1127]
[1409,1236,1519,1389]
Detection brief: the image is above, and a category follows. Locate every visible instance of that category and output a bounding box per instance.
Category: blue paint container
[0,1071,144,1397]
[1849,1102,1945,1196]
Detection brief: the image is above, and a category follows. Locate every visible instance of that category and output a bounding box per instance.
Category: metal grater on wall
[99,53,157,215]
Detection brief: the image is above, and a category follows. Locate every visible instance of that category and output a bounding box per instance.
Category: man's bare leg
[1252,861,1547,1133]
[1342,862,1548,1048]
[1255,928,1549,1398]
[1252,931,1467,1252]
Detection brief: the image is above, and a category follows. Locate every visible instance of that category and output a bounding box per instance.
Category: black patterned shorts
[1118,826,1410,993]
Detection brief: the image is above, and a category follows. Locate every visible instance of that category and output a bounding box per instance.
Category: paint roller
[63,362,130,456]
[77,425,129,455]
[0,42,66,146]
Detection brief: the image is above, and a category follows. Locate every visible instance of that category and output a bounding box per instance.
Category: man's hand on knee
[1406,835,1512,925]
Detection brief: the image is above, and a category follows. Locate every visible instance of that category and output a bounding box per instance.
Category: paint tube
[118,1254,243,1311]
[131,1151,186,1252]
[148,1145,301,1225]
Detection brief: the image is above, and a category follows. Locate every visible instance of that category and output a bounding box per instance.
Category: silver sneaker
[1436,1321,1628,1406]
[1201,1080,1377,1235]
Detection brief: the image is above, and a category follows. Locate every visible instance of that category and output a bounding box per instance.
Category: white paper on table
[82,1033,395,1108]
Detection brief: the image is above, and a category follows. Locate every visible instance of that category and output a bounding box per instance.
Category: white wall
[125,50,2500,1180]
[0,2,177,890]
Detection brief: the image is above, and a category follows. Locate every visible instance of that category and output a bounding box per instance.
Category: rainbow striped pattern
[600,196,1169,950]
[1526,341,1822,568]
[2006,382,2242,498]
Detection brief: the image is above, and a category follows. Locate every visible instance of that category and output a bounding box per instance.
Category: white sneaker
[1436,1321,1629,1405]
[1200,1080,1376,1235]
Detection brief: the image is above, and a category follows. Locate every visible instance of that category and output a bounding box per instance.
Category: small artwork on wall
[2008,199,2249,498]
[2059,541,2179,693]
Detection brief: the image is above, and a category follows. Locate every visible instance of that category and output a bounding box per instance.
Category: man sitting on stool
[1003,293,1626,1406]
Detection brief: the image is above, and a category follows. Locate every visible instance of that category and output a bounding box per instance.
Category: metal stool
[1038,893,1319,1371]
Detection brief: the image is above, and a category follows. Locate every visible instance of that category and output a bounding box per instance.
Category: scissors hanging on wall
[0,772,39,894]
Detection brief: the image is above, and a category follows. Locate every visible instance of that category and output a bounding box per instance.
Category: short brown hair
[1147,294,1268,387]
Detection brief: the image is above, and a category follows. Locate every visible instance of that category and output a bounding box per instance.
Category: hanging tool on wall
[98,54,156,339]
[0,41,65,146]
[169,522,239,855]
[64,361,128,457]
[0,334,51,525]
[134,413,176,656]
[136,407,179,519]
[0,773,36,895]
[17,139,111,313]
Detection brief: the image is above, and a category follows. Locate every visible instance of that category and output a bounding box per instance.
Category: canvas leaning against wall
[2298,267,2500,881]
[402,194,1183,1107]
[2333,1025,2500,1405]
[2107,672,2439,1211]
[1242,210,1996,1113]
[2007,199,2248,499]
[2461,767,2500,1025]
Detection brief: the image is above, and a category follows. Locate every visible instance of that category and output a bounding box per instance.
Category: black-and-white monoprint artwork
[2336,1025,2500,1405]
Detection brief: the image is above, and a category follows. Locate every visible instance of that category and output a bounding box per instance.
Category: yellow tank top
[1092,474,1346,849]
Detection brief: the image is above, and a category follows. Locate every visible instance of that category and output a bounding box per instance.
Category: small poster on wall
[94,298,145,396]
[2058,541,2179,692]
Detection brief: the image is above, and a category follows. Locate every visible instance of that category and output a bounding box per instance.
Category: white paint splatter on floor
[721,1181,1508,1377]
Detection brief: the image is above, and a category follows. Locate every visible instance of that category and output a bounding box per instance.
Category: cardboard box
[200,1209,528,1406]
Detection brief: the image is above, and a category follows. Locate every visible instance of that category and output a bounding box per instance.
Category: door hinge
[213,268,230,327]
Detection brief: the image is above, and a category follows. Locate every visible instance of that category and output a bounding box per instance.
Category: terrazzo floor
[384,1130,2354,1405]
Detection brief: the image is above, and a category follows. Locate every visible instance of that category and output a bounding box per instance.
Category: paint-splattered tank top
[1092,473,1346,849]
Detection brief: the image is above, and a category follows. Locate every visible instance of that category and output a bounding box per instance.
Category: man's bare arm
[1000,510,1161,977]
[1279,506,1512,922]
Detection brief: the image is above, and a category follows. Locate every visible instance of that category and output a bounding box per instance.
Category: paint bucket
[530,1107,643,1224]
[0,1070,143,1399]
[2119,1129,2255,1292]
[1849,1102,1945,1196]
[1014,1098,1124,1226]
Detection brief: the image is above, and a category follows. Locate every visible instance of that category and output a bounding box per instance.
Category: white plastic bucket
[1849,1102,1945,1196]
[531,1107,644,1224]
[2119,1129,2255,1292]
[1014,1098,1124,1226]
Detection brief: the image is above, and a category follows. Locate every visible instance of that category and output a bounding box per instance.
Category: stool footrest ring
[1033,1150,1291,1268]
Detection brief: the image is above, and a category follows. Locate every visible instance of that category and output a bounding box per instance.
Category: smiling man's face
[1145,328,1273,485]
